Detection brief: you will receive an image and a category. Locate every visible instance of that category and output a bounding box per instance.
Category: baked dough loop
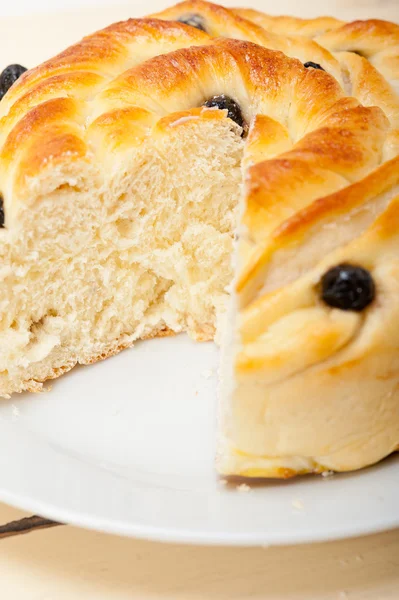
[0,14,397,477]
[153,0,399,158]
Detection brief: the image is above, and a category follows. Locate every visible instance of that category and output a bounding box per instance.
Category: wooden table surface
[1,503,399,599]
[1,1,399,598]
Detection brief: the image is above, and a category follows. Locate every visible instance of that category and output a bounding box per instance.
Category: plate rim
[1,486,398,546]
[0,336,398,548]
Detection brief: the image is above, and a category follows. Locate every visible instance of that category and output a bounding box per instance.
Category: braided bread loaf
[153,0,399,158]
[0,11,398,477]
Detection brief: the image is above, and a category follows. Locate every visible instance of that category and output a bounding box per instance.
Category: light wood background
[1,1,399,598]
[1,503,399,599]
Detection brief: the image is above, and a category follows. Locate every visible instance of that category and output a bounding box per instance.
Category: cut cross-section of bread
[0,18,398,477]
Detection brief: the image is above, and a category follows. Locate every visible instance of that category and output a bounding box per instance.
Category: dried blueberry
[321,264,375,311]
[0,64,27,100]
[304,61,325,71]
[178,14,207,32]
[203,94,245,132]
[0,195,4,228]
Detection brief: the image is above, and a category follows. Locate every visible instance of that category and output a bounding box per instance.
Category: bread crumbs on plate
[321,470,335,478]
[237,483,251,493]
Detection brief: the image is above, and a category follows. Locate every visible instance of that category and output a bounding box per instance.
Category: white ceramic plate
[0,0,398,547]
[0,335,398,546]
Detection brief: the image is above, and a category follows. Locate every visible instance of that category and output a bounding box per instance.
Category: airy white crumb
[321,470,335,478]
[201,369,214,380]
[291,498,304,510]
[11,405,20,418]
[237,483,251,493]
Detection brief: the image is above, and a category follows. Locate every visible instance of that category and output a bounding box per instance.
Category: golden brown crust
[2,30,391,213]
[0,4,396,208]
[234,9,399,60]
[315,19,399,56]
[151,1,399,158]
[0,15,393,287]
[233,8,345,37]
[152,1,344,83]
[0,18,209,112]
[0,19,210,201]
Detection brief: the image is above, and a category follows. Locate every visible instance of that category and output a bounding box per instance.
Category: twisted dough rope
[236,6,399,154]
[152,0,399,159]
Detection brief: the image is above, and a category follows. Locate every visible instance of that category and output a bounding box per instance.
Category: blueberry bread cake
[0,14,398,477]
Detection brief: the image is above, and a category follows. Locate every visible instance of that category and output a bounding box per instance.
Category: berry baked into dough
[153,0,399,158]
[0,13,398,478]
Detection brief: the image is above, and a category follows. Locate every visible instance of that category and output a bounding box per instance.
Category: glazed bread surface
[153,0,399,158]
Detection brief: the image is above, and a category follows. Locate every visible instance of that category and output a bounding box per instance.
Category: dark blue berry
[304,61,325,71]
[178,14,207,32]
[0,64,27,100]
[321,264,375,311]
[0,196,4,228]
[203,94,245,132]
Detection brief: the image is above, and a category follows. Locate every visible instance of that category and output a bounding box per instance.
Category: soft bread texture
[153,1,399,158]
[0,14,398,477]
